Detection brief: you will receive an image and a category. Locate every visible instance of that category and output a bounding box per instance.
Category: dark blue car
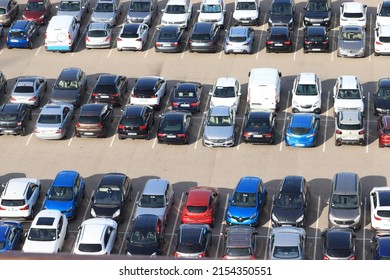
[225,176,268,227]
[6,20,40,49]
[371,233,390,260]
[171,82,203,113]
[42,170,86,219]
[0,221,23,252]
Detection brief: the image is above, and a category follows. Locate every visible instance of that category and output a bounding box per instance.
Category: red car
[22,0,51,25]
[181,186,219,227]
[377,115,390,148]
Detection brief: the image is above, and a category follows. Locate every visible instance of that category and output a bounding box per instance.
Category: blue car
[225,176,268,227]
[285,113,320,147]
[42,170,86,219]
[371,233,390,260]
[0,221,23,252]
[171,82,203,113]
[6,20,40,49]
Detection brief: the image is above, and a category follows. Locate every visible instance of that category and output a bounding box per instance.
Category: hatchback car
[266,26,293,53]
[117,105,154,140]
[34,103,74,140]
[370,186,390,231]
[339,2,367,29]
[127,0,157,25]
[321,228,356,260]
[85,22,112,49]
[171,82,202,112]
[268,226,306,260]
[22,209,68,253]
[335,111,365,146]
[117,23,149,51]
[222,225,257,259]
[197,0,226,27]
[174,224,212,258]
[224,26,255,54]
[22,0,51,25]
[292,72,322,114]
[302,0,332,28]
[42,170,85,219]
[181,186,220,227]
[337,25,366,58]
[157,110,192,144]
[125,214,165,256]
[6,20,40,49]
[91,0,122,26]
[226,176,268,227]
[130,76,167,109]
[154,25,185,53]
[91,74,128,106]
[0,103,31,136]
[0,0,19,26]
[188,22,220,53]
[209,77,241,112]
[374,25,390,56]
[49,67,87,107]
[242,111,276,144]
[73,218,118,255]
[303,26,329,53]
[0,221,23,252]
[160,0,193,29]
[271,176,310,227]
[285,113,320,147]
[371,232,390,259]
[56,0,90,23]
[0,178,41,220]
[75,103,113,138]
[373,78,390,115]
[333,75,365,116]
[378,115,390,148]
[90,173,133,223]
[267,0,296,30]
[9,76,47,107]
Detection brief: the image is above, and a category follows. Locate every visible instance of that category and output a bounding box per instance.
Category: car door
[184,113,191,135]
[36,78,44,101]
[105,226,116,254]
[210,191,219,218]
[27,182,40,208]
[258,181,267,209]
[19,105,29,126]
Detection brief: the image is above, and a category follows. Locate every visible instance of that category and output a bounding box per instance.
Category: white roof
[297,73,317,84]
[378,25,390,35]
[47,15,75,30]
[343,2,365,12]
[79,218,117,243]
[215,77,237,87]
[3,178,39,199]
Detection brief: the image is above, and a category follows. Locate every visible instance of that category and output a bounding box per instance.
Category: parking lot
[0,0,388,260]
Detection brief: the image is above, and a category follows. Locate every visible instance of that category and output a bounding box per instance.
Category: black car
[0,71,6,95]
[171,82,202,113]
[75,103,114,138]
[117,105,154,140]
[267,0,296,30]
[321,228,356,260]
[303,0,332,29]
[174,224,212,258]
[0,103,31,136]
[373,78,390,115]
[155,25,185,53]
[371,232,390,260]
[126,214,165,256]
[242,111,276,144]
[303,26,329,53]
[90,173,133,223]
[91,74,128,106]
[271,175,310,227]
[157,110,192,144]
[49,68,88,107]
[188,22,221,53]
[266,26,293,53]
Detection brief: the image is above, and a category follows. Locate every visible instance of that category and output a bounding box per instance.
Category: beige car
[0,0,19,26]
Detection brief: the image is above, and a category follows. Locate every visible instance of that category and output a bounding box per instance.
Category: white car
[117,23,149,51]
[333,75,365,116]
[292,72,322,114]
[23,210,68,253]
[376,0,390,27]
[339,2,367,29]
[130,76,167,109]
[209,77,241,112]
[370,187,390,231]
[0,178,41,220]
[73,218,118,255]
[268,226,306,260]
[161,0,193,29]
[232,0,260,26]
[197,0,226,27]
[374,25,390,56]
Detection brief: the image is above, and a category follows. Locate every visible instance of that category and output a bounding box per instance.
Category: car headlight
[91,208,96,217]
[304,17,309,21]
[328,212,335,221]
[126,252,132,256]
[268,18,273,24]
[112,209,121,218]
[289,18,293,24]
[203,135,210,141]
[226,135,233,141]
[217,16,223,22]
[324,17,331,21]
[151,252,157,257]
[210,101,214,107]
[108,17,114,22]
[227,211,232,218]
[249,213,257,220]
[39,15,44,19]
[271,213,279,222]
[162,19,168,25]
[314,101,320,106]
[354,215,361,222]
[66,206,75,213]
[296,215,304,223]
[359,48,364,54]
[306,133,315,138]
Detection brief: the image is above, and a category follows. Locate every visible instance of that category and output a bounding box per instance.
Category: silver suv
[335,110,365,146]
[91,0,122,26]
[127,0,157,25]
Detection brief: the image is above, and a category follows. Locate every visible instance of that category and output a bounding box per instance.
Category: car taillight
[323,255,330,260]
[177,134,185,138]
[155,43,161,47]
[349,255,356,260]
[151,94,158,98]
[226,42,231,46]
[33,127,39,133]
[156,224,161,234]
[91,93,98,97]
[26,36,30,42]
[136,38,142,41]
[284,41,291,45]
[323,40,328,45]
[266,41,273,45]
[336,129,342,135]
[117,38,122,41]
[376,41,383,45]
[265,133,272,138]
[173,42,178,47]
[75,122,81,128]
[0,206,5,210]
[243,42,249,46]
[157,133,165,137]
[243,132,250,137]
[191,102,199,107]
[250,255,255,260]
[105,36,110,42]
[374,214,382,221]
[86,36,90,42]
[174,252,181,257]
[111,93,120,98]
[97,123,102,128]
[139,125,147,130]
[28,97,36,101]
[17,122,22,126]
[9,96,16,101]
[222,255,228,260]
[55,129,62,134]
[304,40,311,44]
[118,124,125,130]
[20,204,29,211]
[198,252,206,258]
[359,130,365,135]
[172,102,179,107]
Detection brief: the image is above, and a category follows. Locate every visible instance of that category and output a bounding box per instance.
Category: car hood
[272,208,304,223]
[23,240,59,253]
[126,242,158,256]
[304,10,330,19]
[227,205,257,218]
[269,14,292,24]
[199,12,222,21]
[92,204,121,218]
[50,89,81,103]
[293,94,320,105]
[335,99,364,110]
[233,10,258,19]
[57,10,82,19]
[43,199,73,212]
[204,125,234,139]
[161,13,187,23]
[23,10,44,18]
[127,11,150,19]
[134,206,165,221]
[92,12,115,20]
[377,16,390,26]
[211,98,237,108]
[375,97,390,110]
[330,208,360,221]
[338,40,364,52]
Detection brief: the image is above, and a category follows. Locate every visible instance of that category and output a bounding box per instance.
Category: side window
[8,229,15,243]
[58,217,63,233]
[104,227,112,246]
[63,107,69,119]
[74,177,80,196]
[123,177,130,197]
[26,185,34,200]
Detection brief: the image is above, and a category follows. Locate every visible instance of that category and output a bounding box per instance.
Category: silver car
[337,25,366,58]
[56,0,90,23]
[127,0,157,25]
[34,103,74,140]
[268,226,306,260]
[224,26,255,54]
[91,0,122,26]
[86,22,112,49]
[202,105,236,147]
[9,76,47,107]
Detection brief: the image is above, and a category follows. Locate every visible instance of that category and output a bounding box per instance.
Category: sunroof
[36,217,55,226]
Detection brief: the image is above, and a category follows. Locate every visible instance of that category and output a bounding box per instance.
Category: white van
[247,68,282,111]
[45,15,81,52]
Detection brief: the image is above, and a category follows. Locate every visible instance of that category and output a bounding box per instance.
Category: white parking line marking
[366,92,370,153]
[118,191,139,254]
[331,23,336,61]
[109,122,117,148]
[167,192,184,256]
[35,46,42,56]
[256,17,267,60]
[323,91,330,152]
[215,193,230,258]
[313,195,321,260]
[293,15,302,61]
[25,133,33,146]
[67,131,75,147]
[279,90,291,151]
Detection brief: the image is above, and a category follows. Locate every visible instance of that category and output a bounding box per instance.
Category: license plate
[213,143,224,146]
[312,48,321,51]
[275,43,283,46]
[181,104,190,107]
[242,20,249,23]
[127,132,137,135]
[100,95,109,98]
[84,132,94,135]
[339,224,349,228]
[4,130,13,133]
[167,135,176,138]
[10,39,18,42]
[253,135,263,138]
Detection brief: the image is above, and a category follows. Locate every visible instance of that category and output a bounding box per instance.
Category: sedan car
[337,25,366,58]
[174,224,212,258]
[130,76,167,109]
[56,0,90,23]
[155,25,185,53]
[181,186,220,227]
[9,76,47,107]
[188,22,221,53]
[117,105,154,140]
[73,218,118,255]
[285,113,320,147]
[0,221,23,252]
[91,74,128,106]
[373,78,390,116]
[85,22,112,49]
[222,225,258,260]
[90,173,132,223]
[41,170,86,219]
[157,110,192,144]
[378,115,390,148]
[268,226,306,260]
[75,103,113,138]
[117,23,149,51]
[209,77,241,112]
[34,103,74,140]
[0,103,31,136]
[171,82,202,112]
[371,232,390,260]
[242,111,276,144]
[303,26,330,53]
[22,0,51,25]
[266,26,293,53]
[224,26,255,54]
[370,186,390,231]
[321,228,356,260]
[90,0,122,27]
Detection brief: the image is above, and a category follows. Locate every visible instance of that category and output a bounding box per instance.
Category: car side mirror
[209,90,213,95]
[238,92,242,96]
[126,235,131,242]
[55,5,59,9]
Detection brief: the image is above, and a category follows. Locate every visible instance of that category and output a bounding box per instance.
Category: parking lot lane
[166,192,184,256]
[214,193,229,258]
[322,91,331,152]
[293,14,302,61]
[279,90,292,151]
[312,196,321,260]
[118,191,140,254]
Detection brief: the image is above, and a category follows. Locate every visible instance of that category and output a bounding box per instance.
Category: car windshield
[161,120,183,132]
[129,1,150,12]
[289,126,311,135]
[213,87,236,98]
[94,185,122,204]
[306,1,328,11]
[307,30,325,39]
[337,89,361,99]
[296,84,318,95]
[55,80,80,89]
[174,90,195,98]
[379,6,390,16]
[9,31,26,38]
[271,3,292,15]
[48,186,73,201]
[95,2,114,12]
[343,12,363,18]
[275,193,304,209]
[14,85,34,93]
[236,2,256,10]
[129,230,157,245]
[139,194,165,208]
[165,4,186,14]
[246,118,270,130]
[377,88,390,99]
[207,115,232,126]
[269,33,288,41]
[26,1,44,11]
[273,246,299,259]
[186,205,207,213]
[78,243,102,252]
[331,194,358,209]
[27,228,57,241]
[229,35,247,42]
[337,119,363,130]
[38,114,62,124]
[231,192,256,207]
[88,30,108,37]
[1,199,25,207]
[327,248,352,258]
[94,84,117,93]
[201,4,222,13]
[226,247,252,256]
[59,1,81,11]
[0,114,18,121]
[341,31,363,41]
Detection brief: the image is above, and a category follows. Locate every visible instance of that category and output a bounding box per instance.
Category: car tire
[118,135,125,140]
[374,52,380,56]
[20,126,26,136]
[379,142,384,148]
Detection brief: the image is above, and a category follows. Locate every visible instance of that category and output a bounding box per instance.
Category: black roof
[124,105,146,116]
[280,176,305,193]
[378,78,390,88]
[133,214,160,231]
[325,229,352,249]
[176,82,198,92]
[80,103,107,116]
[58,68,82,81]
[248,111,272,119]
[123,23,140,34]
[192,22,214,34]
[162,111,187,122]
[0,103,23,114]
[98,74,118,85]
[135,77,159,90]
[98,173,128,189]
[159,25,179,33]
[269,26,290,34]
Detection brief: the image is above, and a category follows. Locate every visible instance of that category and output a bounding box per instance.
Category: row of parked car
[0,171,389,259]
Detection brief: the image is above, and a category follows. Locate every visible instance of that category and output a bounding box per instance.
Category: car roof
[142,179,169,195]
[297,73,317,84]
[123,23,141,34]
[162,111,187,121]
[132,214,160,230]
[187,186,214,206]
[379,78,390,88]
[3,178,38,199]
[135,76,160,89]
[52,170,79,187]
[270,26,289,34]
[381,0,390,7]
[378,25,390,35]
[80,103,107,115]
[209,105,231,116]
[339,75,360,88]
[98,173,127,188]
[97,74,118,84]
[235,176,262,193]
[0,103,23,114]
[193,22,214,33]
[179,224,210,240]
[58,68,81,80]
[202,0,223,5]
[40,104,68,114]
[124,105,147,116]
[333,172,359,194]
[229,26,250,36]
[176,82,199,91]
[225,226,255,247]
[377,235,390,257]
[382,115,390,129]
[343,2,365,12]
[10,20,30,30]
[280,176,304,193]
[272,0,293,4]
[215,77,237,87]
[166,0,188,5]
[325,228,352,248]
[79,218,117,243]
[338,111,362,124]
[160,25,180,33]
[290,113,314,128]
[31,210,63,228]
[248,111,272,120]
[306,26,326,34]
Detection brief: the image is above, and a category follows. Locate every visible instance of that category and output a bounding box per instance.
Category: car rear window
[159,31,177,40]
[139,194,165,208]
[289,127,311,135]
[0,114,18,122]
[1,199,25,207]
[246,118,270,130]
[379,36,390,43]
[343,12,363,18]
[269,33,288,41]
[377,210,390,218]
[161,120,182,132]
[94,84,117,93]
[133,89,155,97]
[0,8,6,14]
[88,30,108,37]
[38,114,62,124]
[78,243,102,252]
[121,116,144,126]
[327,248,352,258]
[28,228,57,241]
[186,206,207,213]
[120,32,139,39]
[273,246,299,259]
[14,85,34,93]
[226,247,252,256]
[191,33,211,40]
[9,31,26,38]
[337,119,363,130]
[78,115,101,124]
[174,90,195,98]
[229,36,247,42]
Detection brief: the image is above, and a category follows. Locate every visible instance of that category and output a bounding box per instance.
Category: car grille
[334,220,354,225]
[232,216,249,222]
[130,18,144,23]
[301,104,312,109]
[203,19,217,22]
[210,138,226,143]
[239,17,253,20]
[309,18,324,22]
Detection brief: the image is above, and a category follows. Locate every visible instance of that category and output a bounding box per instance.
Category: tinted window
[94,84,117,93]
[236,2,256,10]
[273,246,299,259]
[295,84,318,95]
[187,206,207,213]
[271,3,292,15]
[38,114,61,124]
[226,247,252,256]
[26,1,44,11]
[290,127,311,135]
[121,116,144,126]
[27,228,57,241]
[331,194,358,209]
[129,230,157,245]
[59,1,81,11]
[275,193,304,209]
[94,185,122,204]
[48,186,73,201]
[9,31,26,38]
[0,114,18,121]
[139,194,165,207]
[14,85,34,92]
[78,115,101,124]
[88,30,108,37]
[129,1,150,12]
[1,199,25,206]
[191,33,211,40]
[78,243,102,252]
[95,2,114,12]
[165,4,186,14]
[231,192,256,207]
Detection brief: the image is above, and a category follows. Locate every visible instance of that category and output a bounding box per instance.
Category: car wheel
[20,126,26,136]
[374,52,380,56]
[118,135,125,140]
[335,140,342,146]
[379,142,385,148]
[28,208,34,220]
